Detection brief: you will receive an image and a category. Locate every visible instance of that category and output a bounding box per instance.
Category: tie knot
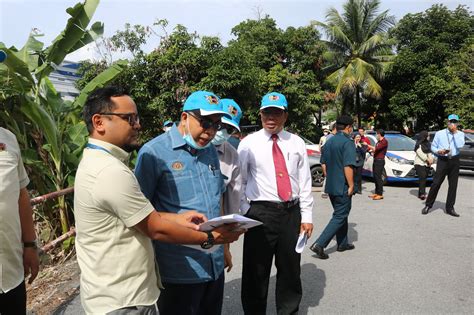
[271,134,279,142]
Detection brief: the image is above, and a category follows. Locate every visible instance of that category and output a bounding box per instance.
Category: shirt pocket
[163,168,199,205]
[287,152,301,176]
[0,151,20,193]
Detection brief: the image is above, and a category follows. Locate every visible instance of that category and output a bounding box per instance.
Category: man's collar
[262,128,288,141]
[169,124,187,149]
[88,138,130,163]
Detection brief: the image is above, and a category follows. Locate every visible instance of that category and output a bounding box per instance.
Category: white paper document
[198,214,263,232]
[182,214,263,252]
[295,232,308,253]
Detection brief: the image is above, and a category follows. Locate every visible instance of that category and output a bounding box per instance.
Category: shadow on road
[325,223,358,254]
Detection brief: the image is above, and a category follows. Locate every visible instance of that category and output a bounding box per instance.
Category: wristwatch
[23,240,38,249]
[200,231,215,249]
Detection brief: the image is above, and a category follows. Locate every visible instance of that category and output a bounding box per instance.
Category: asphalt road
[55,171,474,314]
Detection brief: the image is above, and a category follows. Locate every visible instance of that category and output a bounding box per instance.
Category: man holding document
[135,91,244,315]
[238,92,314,314]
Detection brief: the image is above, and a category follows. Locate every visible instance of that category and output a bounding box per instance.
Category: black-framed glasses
[224,125,238,135]
[187,112,223,131]
[100,112,140,126]
[260,108,286,116]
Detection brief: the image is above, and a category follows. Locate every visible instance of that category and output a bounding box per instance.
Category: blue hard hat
[220,99,242,132]
[448,114,459,121]
[183,91,231,119]
[260,92,288,110]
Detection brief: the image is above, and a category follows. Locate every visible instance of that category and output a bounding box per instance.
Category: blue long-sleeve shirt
[431,129,465,157]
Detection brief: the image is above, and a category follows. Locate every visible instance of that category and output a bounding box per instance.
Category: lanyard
[86,143,111,154]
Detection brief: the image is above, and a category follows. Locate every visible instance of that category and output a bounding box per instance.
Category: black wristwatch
[201,231,215,249]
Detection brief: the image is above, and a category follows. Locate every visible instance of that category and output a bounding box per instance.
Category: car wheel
[311,165,324,187]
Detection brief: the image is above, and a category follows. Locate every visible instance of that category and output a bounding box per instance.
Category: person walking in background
[414,131,434,200]
[309,115,356,260]
[211,98,243,273]
[318,128,330,148]
[238,92,313,314]
[0,128,39,315]
[354,133,367,194]
[321,123,336,199]
[367,129,388,200]
[422,114,465,216]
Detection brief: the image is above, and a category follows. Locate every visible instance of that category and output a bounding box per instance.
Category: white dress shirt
[238,129,313,223]
[216,141,242,214]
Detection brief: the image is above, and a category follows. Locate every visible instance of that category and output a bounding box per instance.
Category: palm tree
[313,0,395,127]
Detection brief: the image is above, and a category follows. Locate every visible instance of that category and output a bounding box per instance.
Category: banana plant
[0,0,127,238]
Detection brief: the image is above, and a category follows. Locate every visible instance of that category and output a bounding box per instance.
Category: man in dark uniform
[309,115,356,259]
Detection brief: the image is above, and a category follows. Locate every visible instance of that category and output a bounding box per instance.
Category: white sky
[0,0,471,62]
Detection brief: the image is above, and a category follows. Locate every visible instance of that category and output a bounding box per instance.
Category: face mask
[211,129,231,146]
[183,118,211,150]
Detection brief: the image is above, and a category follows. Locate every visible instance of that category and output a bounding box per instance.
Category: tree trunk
[356,86,361,128]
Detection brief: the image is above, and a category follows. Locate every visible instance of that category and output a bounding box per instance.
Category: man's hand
[23,247,39,284]
[348,185,354,196]
[224,244,233,272]
[175,211,207,230]
[211,224,245,244]
[300,223,313,238]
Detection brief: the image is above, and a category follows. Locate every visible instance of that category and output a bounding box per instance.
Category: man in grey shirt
[211,98,243,272]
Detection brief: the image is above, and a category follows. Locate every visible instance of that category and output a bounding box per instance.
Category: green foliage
[386,5,473,130]
[313,0,395,126]
[0,0,125,243]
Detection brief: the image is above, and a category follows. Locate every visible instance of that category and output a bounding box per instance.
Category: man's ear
[92,114,106,133]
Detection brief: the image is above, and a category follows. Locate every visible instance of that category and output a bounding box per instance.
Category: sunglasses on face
[187,112,223,131]
[100,112,140,126]
[224,125,238,135]
[260,108,285,116]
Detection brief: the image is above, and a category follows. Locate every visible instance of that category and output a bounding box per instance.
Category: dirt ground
[26,255,80,315]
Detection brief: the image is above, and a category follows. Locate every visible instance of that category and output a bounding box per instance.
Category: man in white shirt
[238,92,314,314]
[0,128,39,315]
[75,87,242,314]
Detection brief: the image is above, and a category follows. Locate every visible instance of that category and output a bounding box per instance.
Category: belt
[251,199,300,210]
[438,155,459,160]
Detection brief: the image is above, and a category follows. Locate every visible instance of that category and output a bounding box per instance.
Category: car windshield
[300,135,315,145]
[385,135,416,151]
[465,133,474,142]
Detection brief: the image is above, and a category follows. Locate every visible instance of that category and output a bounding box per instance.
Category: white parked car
[362,132,436,184]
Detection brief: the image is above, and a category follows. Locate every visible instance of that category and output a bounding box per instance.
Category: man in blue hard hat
[135,91,245,314]
[422,114,465,216]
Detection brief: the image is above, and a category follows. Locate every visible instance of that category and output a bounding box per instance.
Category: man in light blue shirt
[135,91,244,315]
[422,114,465,216]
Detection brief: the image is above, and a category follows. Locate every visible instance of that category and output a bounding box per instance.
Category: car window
[385,135,416,151]
[465,133,474,142]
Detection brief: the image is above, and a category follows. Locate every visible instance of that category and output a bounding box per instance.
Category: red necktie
[271,134,292,201]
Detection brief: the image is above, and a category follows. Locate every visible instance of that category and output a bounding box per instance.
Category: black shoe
[309,243,329,259]
[446,209,460,217]
[421,206,431,215]
[337,244,355,252]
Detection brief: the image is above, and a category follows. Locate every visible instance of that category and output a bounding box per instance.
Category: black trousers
[0,281,26,315]
[354,165,363,193]
[373,159,385,195]
[241,202,302,315]
[157,272,224,315]
[426,156,460,211]
[415,164,429,196]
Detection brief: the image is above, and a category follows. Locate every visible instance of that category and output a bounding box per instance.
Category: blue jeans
[315,193,352,248]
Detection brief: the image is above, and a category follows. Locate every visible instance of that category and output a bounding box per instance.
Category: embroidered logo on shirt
[0,143,5,151]
[269,95,279,101]
[206,95,219,105]
[171,161,184,171]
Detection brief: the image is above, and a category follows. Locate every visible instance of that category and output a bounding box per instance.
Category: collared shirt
[74,138,159,314]
[321,131,357,196]
[216,141,242,214]
[360,135,371,146]
[135,125,225,284]
[431,128,465,157]
[238,129,313,223]
[373,137,388,159]
[0,128,29,293]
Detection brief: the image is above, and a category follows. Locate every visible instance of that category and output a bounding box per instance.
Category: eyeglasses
[100,112,140,126]
[187,112,223,131]
[224,125,238,135]
[261,108,285,116]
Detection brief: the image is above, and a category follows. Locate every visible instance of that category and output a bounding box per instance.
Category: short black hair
[83,86,127,133]
[335,123,346,131]
[358,127,365,131]
[377,129,385,136]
